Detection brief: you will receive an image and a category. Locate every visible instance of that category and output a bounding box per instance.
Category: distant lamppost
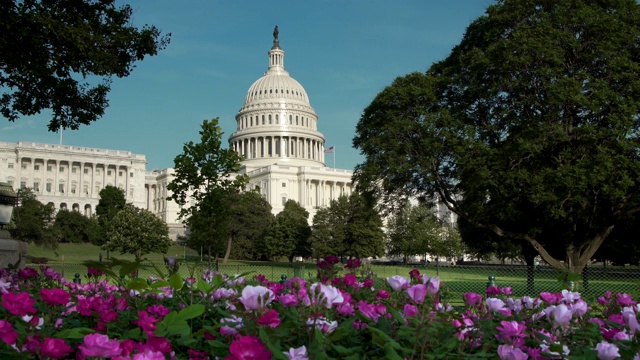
[0,182,18,238]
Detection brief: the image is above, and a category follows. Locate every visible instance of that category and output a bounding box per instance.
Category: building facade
[0,141,147,215]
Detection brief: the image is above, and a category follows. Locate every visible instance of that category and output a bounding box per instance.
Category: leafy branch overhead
[0,0,170,131]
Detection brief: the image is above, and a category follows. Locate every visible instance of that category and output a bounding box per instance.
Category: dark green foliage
[311,193,385,259]
[265,200,311,262]
[353,0,640,274]
[104,204,172,260]
[51,209,97,243]
[12,188,56,249]
[228,191,274,260]
[0,0,170,131]
[94,185,126,246]
[167,118,248,261]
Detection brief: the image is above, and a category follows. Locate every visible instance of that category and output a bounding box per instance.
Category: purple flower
[501,287,512,296]
[387,275,409,291]
[486,298,505,312]
[284,345,309,360]
[426,276,440,295]
[278,293,299,307]
[406,284,427,304]
[403,304,418,317]
[239,285,274,311]
[310,283,344,308]
[552,304,572,327]
[357,300,381,322]
[595,341,620,360]
[464,292,483,307]
[616,293,637,307]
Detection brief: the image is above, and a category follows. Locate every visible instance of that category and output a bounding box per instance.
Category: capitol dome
[229,27,326,168]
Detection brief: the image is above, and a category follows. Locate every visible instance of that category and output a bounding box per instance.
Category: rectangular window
[72,167,77,174]
[130,172,134,178]
[282,197,287,206]
[21,163,27,170]
[33,182,39,192]
[119,171,123,177]
[282,182,286,187]
[8,163,13,169]
[58,183,64,193]
[83,185,88,194]
[59,166,64,172]
[20,181,26,189]
[107,170,112,176]
[71,185,76,194]
[34,164,40,171]
[84,168,89,174]
[96,169,101,175]
[95,186,100,194]
[46,183,52,192]
[47,165,52,172]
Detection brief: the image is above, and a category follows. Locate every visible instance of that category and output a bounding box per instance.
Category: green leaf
[197,279,213,294]
[127,327,142,339]
[119,261,141,278]
[169,273,183,290]
[126,280,149,291]
[149,280,171,288]
[383,342,404,360]
[176,304,205,321]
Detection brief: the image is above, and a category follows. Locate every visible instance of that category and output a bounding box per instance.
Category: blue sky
[1,0,494,171]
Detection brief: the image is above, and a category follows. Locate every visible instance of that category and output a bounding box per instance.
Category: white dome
[229,27,327,169]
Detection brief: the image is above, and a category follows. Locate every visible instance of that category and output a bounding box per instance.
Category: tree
[94,185,126,247]
[12,188,57,249]
[167,118,248,263]
[227,191,274,260]
[311,193,385,259]
[353,0,640,274]
[1,0,170,131]
[386,202,441,263]
[265,200,311,262]
[103,204,171,260]
[51,209,98,243]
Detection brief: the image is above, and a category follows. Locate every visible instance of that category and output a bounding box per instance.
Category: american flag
[324,146,335,154]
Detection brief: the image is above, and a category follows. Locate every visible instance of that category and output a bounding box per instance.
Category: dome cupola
[229,26,327,168]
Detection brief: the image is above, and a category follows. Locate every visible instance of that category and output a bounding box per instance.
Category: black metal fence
[35,262,640,304]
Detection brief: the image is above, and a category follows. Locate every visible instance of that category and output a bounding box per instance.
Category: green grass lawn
[24,243,640,305]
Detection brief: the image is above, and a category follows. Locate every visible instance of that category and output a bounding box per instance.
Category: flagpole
[333,146,336,169]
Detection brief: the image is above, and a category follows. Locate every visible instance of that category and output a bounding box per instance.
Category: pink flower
[616,293,637,307]
[426,277,440,295]
[496,321,527,345]
[501,287,512,296]
[239,285,274,311]
[403,304,418,317]
[342,274,358,287]
[595,341,620,360]
[406,284,427,304]
[306,317,338,333]
[146,304,170,318]
[497,344,528,360]
[226,335,271,360]
[540,292,562,305]
[377,290,390,299]
[40,338,73,359]
[133,310,159,334]
[464,292,483,307]
[387,275,409,291]
[79,333,122,358]
[279,293,298,307]
[40,288,71,306]
[284,345,309,360]
[2,292,36,316]
[132,350,166,360]
[358,300,381,322]
[552,304,572,327]
[0,320,18,345]
[258,309,281,328]
[310,283,344,308]
[487,286,501,295]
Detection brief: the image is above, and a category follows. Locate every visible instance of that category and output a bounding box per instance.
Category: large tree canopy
[104,204,171,260]
[353,0,640,274]
[0,0,170,131]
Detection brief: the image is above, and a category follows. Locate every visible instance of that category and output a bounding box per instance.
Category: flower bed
[0,257,639,359]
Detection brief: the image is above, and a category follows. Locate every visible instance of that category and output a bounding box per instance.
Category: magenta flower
[497,344,528,360]
[284,345,309,360]
[146,336,173,354]
[377,290,390,299]
[2,292,36,316]
[496,321,527,345]
[487,286,501,295]
[464,292,483,307]
[406,284,427,304]
[0,320,18,345]
[146,304,170,319]
[501,287,512,296]
[226,335,272,360]
[133,310,159,334]
[336,301,355,316]
[257,309,281,328]
[40,338,73,359]
[278,293,298,307]
[132,350,166,360]
[595,341,620,360]
[409,269,421,281]
[403,303,418,317]
[616,293,637,307]
[239,285,274,311]
[345,258,361,269]
[18,267,38,279]
[387,275,409,291]
[79,333,122,358]
[40,288,71,306]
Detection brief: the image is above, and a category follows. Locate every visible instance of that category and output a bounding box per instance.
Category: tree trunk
[223,236,232,263]
[522,247,537,296]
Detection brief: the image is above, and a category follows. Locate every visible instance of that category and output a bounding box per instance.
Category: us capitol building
[0,28,353,239]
